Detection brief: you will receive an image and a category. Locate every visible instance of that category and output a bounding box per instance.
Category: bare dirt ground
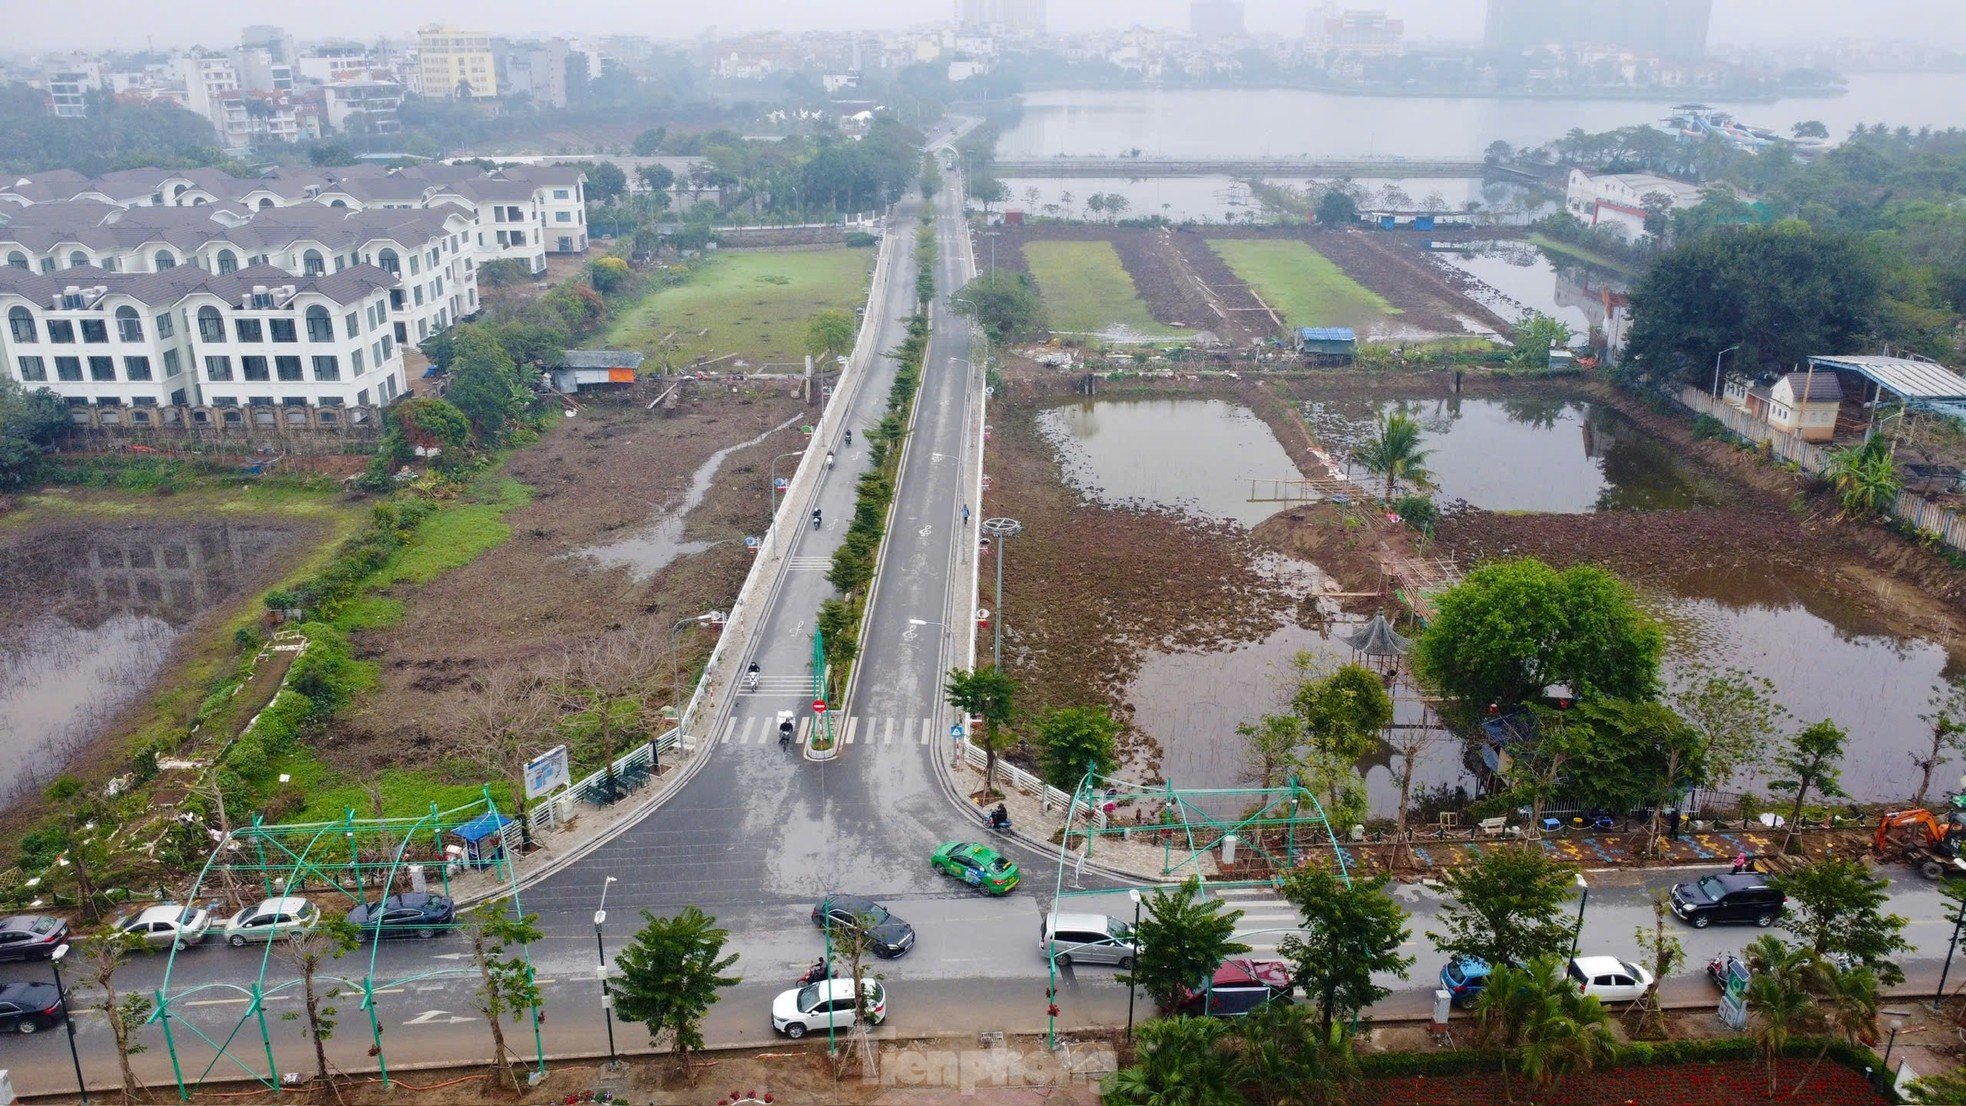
[987,225,1236,340]
[333,382,811,774]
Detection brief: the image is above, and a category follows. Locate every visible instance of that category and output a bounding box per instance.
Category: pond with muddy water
[1041,392,1962,812]
[0,519,315,800]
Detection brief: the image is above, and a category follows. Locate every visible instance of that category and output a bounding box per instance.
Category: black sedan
[0,982,64,1034]
[347,893,455,940]
[811,894,916,958]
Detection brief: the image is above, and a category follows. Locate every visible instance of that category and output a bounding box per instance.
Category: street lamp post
[1567,873,1590,961]
[1711,344,1742,399]
[1883,1016,1905,1069]
[668,611,726,767]
[1935,896,1966,1009]
[594,876,619,1070]
[979,517,1023,669]
[1126,889,1143,1040]
[50,943,86,1104]
[769,450,806,517]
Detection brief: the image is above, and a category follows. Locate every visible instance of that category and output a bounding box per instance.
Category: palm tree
[1794,960,1879,1096]
[1744,936,1817,1097]
[1105,1016,1241,1106]
[945,665,1016,798]
[1230,1001,1351,1106]
[1825,436,1900,519]
[1353,410,1433,502]
[1517,972,1618,1094]
[1474,956,1572,1104]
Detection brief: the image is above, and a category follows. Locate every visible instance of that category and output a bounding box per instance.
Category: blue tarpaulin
[452,811,513,843]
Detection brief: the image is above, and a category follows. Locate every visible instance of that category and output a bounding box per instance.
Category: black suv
[811,894,916,958]
[1669,873,1786,928]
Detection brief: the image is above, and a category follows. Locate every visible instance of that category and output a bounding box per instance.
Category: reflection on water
[1430,241,1630,347]
[996,176,1549,225]
[1306,395,1708,513]
[0,522,302,799]
[1039,398,1306,527]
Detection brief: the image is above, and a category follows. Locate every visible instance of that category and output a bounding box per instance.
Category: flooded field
[0,520,312,800]
[1038,397,1307,527]
[1429,240,1630,344]
[1305,394,1711,513]
[996,176,1551,225]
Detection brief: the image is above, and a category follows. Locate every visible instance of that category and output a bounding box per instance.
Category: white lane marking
[845,718,860,746]
[883,718,896,747]
[920,718,934,746]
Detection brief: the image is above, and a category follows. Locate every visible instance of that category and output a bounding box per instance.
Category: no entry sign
[812,699,828,714]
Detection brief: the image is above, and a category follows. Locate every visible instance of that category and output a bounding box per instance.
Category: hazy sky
[16,0,1966,55]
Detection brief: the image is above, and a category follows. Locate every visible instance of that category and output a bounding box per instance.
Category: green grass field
[1022,240,1189,340]
[1207,239,1399,332]
[604,247,877,370]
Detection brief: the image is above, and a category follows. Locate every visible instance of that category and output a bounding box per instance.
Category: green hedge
[1357,1034,1883,1081]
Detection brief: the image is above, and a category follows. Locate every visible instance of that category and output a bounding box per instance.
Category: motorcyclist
[779,718,795,745]
[811,507,822,528]
[990,802,1010,830]
[826,451,835,469]
[745,662,760,690]
[844,429,853,445]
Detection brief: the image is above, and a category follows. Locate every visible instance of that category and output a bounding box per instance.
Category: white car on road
[771,978,886,1039]
[1566,955,1654,1004]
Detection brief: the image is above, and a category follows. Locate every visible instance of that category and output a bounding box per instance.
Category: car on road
[0,982,65,1034]
[223,896,319,947]
[347,893,455,940]
[1669,873,1786,929]
[111,904,212,950]
[930,841,1019,895]
[0,915,68,962]
[1440,956,1492,1007]
[811,895,915,958]
[1175,958,1294,1018]
[1040,912,1137,968]
[771,977,886,1039]
[1567,955,1654,1004]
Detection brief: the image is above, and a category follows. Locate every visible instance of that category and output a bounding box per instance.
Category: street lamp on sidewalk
[769,450,806,517]
[979,517,1023,669]
[669,611,727,764]
[1126,889,1143,1040]
[1710,344,1742,399]
[50,942,86,1104]
[594,876,619,1070]
[1567,873,1590,961]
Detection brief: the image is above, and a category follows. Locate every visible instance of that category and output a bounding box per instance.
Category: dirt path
[1165,229,1277,341]
[334,385,811,773]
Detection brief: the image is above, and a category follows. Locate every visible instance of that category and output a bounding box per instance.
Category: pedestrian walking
[1731,851,1748,874]
[1666,808,1681,840]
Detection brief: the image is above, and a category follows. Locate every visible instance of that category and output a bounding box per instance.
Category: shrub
[1691,413,1730,441]
[1394,494,1438,531]
[844,231,877,248]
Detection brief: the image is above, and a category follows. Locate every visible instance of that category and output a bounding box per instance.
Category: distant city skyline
[9,0,1966,55]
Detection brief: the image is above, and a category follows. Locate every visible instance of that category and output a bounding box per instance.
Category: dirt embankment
[333,386,810,773]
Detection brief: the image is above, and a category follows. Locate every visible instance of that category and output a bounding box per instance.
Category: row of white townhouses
[0,163,587,409]
[1,263,406,411]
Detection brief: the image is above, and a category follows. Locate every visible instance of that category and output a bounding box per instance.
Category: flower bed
[1350,1056,1889,1106]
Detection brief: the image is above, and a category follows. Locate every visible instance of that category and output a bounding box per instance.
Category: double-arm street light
[980,518,1023,668]
[668,611,727,766]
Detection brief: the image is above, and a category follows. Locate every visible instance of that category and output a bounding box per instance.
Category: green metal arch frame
[149,790,544,1101]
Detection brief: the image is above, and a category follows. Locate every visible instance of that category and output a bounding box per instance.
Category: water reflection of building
[1,523,293,630]
[1552,263,1630,360]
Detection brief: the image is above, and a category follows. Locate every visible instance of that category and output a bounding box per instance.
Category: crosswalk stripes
[843,717,859,746]
[737,678,809,695]
[788,557,832,570]
[920,718,934,746]
[719,715,958,750]
[1209,887,1303,956]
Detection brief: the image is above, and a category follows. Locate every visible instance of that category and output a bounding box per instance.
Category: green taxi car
[931,841,1020,895]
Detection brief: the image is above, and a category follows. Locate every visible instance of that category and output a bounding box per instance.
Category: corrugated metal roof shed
[1810,355,1966,402]
[558,350,646,370]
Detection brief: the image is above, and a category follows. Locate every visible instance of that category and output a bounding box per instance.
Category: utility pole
[980,517,1022,668]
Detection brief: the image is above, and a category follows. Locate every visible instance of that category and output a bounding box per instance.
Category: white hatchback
[770,978,886,1039]
[1566,955,1654,1004]
[223,897,319,947]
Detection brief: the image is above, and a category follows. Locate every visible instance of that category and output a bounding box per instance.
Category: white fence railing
[1678,387,1966,554]
[957,742,1076,813]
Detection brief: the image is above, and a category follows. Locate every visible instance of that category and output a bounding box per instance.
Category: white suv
[771,978,886,1039]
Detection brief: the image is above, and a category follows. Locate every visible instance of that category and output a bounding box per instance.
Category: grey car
[1041,912,1138,968]
[113,904,213,950]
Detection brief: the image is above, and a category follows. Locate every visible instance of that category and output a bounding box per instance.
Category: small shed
[1743,371,1842,442]
[550,350,646,393]
[1296,327,1358,364]
[450,811,513,869]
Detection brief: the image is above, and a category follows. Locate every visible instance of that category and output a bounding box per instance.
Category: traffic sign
[950,724,964,741]
[812,699,828,714]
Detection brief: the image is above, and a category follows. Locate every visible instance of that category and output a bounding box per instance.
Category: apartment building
[0,202,479,348]
[321,81,404,135]
[0,263,406,410]
[42,65,101,118]
[418,25,498,100]
[177,54,239,125]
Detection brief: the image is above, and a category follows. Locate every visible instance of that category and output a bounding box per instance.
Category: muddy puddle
[1305,394,1709,513]
[1427,240,1629,341]
[1038,397,1309,527]
[579,415,798,579]
[0,520,309,800]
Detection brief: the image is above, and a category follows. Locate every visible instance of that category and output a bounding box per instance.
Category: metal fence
[1678,387,1966,554]
[501,730,683,854]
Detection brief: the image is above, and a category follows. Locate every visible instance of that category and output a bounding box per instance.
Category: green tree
[1429,845,1578,969]
[1121,877,1251,1014]
[1516,961,1618,1095]
[1824,435,1900,519]
[1629,892,1684,1039]
[631,127,668,155]
[0,377,69,488]
[1035,706,1120,791]
[462,901,544,1092]
[1316,190,1359,226]
[584,160,628,203]
[446,326,529,445]
[590,255,631,294]
[281,916,362,1090]
[805,308,858,367]
[1770,857,1910,984]
[612,906,742,1079]
[1509,311,1573,368]
[1351,409,1433,501]
[1792,120,1830,140]
[1230,1002,1353,1106]
[951,270,1046,344]
[1624,222,1881,388]
[637,163,676,213]
[1105,1016,1240,1106]
[1913,675,1966,807]
[1562,698,1706,852]
[1770,719,1848,856]
[1794,960,1880,1096]
[1292,662,1393,825]
[1670,666,1790,791]
[78,929,151,1100]
[1237,713,1304,791]
[1275,869,1412,1038]
[1414,558,1665,711]
[391,396,471,458]
[1744,935,1816,1097]
[945,665,1017,797]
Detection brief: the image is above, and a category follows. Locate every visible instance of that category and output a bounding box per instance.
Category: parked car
[111,904,212,950]
[0,982,64,1034]
[1440,956,1492,1007]
[770,977,886,1039]
[1566,955,1654,1004]
[347,893,455,940]
[223,897,319,947]
[0,916,68,962]
[810,895,915,958]
[930,842,1019,895]
[1175,958,1294,1018]
[1669,873,1786,929]
[1040,912,1138,969]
